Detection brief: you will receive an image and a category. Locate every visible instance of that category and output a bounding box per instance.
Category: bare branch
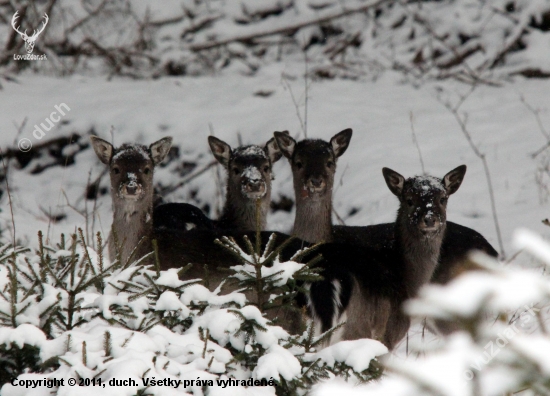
[437,88,506,258]
[189,0,390,51]
[409,111,426,175]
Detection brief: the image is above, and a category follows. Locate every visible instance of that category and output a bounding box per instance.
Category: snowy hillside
[1,67,550,260]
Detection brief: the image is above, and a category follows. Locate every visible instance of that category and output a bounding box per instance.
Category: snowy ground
[1,63,550,389]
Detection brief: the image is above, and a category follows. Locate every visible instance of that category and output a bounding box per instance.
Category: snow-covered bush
[331,228,550,396]
[0,230,386,395]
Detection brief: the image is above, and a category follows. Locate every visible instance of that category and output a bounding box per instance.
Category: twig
[519,95,550,158]
[409,111,426,175]
[332,208,346,226]
[0,147,16,246]
[281,75,306,137]
[437,87,506,258]
[303,49,309,138]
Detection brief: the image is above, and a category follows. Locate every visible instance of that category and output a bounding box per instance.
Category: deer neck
[293,192,333,243]
[219,187,269,231]
[110,195,153,264]
[396,209,444,298]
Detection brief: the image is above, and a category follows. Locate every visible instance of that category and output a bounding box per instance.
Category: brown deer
[306,166,468,349]
[153,136,282,233]
[274,131,497,335]
[90,135,172,266]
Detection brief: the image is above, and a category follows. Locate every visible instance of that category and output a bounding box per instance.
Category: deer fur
[307,166,468,349]
[90,135,172,266]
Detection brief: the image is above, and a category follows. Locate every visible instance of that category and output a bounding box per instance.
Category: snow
[112,144,151,162]
[235,146,267,159]
[231,258,305,287]
[310,339,388,373]
[0,324,47,349]
[242,166,263,182]
[514,228,550,267]
[254,344,301,381]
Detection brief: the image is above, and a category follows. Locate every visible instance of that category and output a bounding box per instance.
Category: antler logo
[11,11,49,54]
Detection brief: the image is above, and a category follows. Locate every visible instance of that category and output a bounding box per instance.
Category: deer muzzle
[419,214,442,234]
[242,179,266,199]
[119,181,143,200]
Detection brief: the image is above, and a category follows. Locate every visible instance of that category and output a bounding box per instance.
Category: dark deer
[90,135,172,265]
[306,166,468,349]
[273,129,352,243]
[274,131,497,329]
[153,136,282,233]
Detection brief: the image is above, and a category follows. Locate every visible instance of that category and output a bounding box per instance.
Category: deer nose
[424,216,436,228]
[310,177,324,188]
[245,179,262,191]
[125,180,139,195]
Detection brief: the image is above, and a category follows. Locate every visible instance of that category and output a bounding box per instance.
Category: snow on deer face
[383,165,467,237]
[90,136,172,202]
[208,136,282,200]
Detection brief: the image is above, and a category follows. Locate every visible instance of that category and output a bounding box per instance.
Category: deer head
[208,136,282,201]
[90,136,172,205]
[274,129,352,201]
[11,11,49,54]
[383,165,467,238]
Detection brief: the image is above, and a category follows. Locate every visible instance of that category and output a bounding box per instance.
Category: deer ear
[90,135,113,165]
[150,137,173,165]
[264,137,282,164]
[208,136,232,167]
[273,131,295,159]
[443,165,467,195]
[330,128,352,158]
[382,167,405,196]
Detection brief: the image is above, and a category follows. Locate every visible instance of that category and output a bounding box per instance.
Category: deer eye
[295,161,303,169]
[143,167,151,175]
[327,160,334,169]
[113,167,120,175]
[440,197,447,205]
[263,166,270,172]
[233,167,240,175]
[406,198,414,206]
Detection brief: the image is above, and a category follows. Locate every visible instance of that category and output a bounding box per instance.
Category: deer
[273,129,352,243]
[274,131,497,335]
[305,166,468,349]
[153,136,282,233]
[11,11,49,54]
[90,135,173,266]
